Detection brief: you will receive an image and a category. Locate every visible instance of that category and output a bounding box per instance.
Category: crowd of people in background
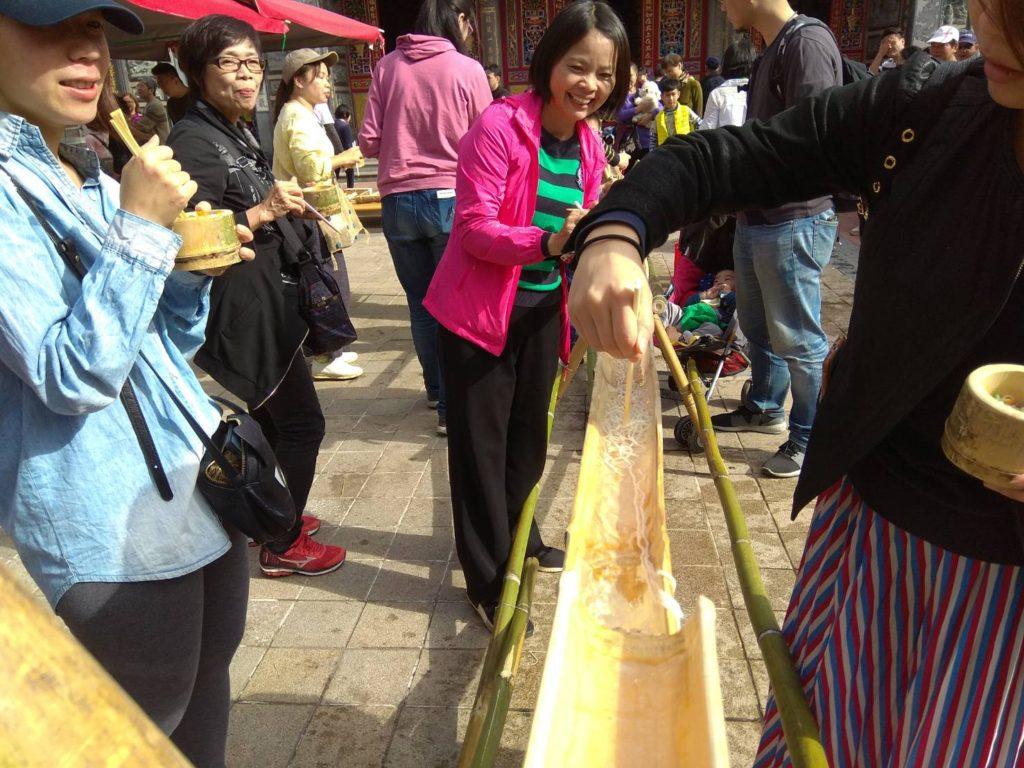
[1,0,1023,767]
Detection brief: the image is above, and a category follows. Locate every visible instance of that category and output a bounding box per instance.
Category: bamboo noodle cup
[942,364,1024,488]
[171,209,241,272]
[301,182,344,216]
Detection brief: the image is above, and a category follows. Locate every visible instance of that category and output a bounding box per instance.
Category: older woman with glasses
[167,15,347,580]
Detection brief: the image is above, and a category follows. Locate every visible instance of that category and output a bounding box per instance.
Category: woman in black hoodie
[168,15,347,579]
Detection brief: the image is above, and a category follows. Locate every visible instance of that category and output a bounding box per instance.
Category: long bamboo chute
[0,564,192,767]
[652,317,828,768]
[524,347,728,767]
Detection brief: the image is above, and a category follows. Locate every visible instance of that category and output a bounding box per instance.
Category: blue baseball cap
[959,29,977,46]
[1,0,144,34]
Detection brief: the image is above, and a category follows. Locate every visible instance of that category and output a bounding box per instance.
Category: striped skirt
[754,478,1024,768]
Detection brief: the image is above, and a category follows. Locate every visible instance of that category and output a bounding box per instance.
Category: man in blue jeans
[711,0,842,477]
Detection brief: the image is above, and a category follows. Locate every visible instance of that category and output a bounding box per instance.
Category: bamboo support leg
[0,564,192,768]
[652,320,827,768]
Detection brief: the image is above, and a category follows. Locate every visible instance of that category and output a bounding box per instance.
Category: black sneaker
[533,546,565,573]
[436,414,447,437]
[471,599,535,638]
[710,405,786,434]
[762,440,805,478]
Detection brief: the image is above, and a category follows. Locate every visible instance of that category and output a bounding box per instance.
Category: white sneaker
[312,357,363,381]
[340,351,359,364]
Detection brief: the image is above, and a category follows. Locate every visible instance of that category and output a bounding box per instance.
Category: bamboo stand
[0,564,192,767]
[652,317,828,768]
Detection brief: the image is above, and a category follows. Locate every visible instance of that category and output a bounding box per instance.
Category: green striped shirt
[518,129,583,294]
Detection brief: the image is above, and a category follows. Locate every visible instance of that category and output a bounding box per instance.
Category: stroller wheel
[741,378,752,406]
[673,417,704,453]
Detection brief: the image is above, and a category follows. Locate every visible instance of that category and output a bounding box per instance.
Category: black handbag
[8,171,297,544]
[278,217,358,356]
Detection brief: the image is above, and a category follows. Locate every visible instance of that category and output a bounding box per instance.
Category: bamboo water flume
[652,317,828,768]
[458,376,563,768]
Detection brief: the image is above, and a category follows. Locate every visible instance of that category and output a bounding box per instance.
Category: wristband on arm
[576,232,644,261]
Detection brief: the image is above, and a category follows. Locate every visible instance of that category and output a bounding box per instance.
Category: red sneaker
[248,514,320,547]
[259,533,346,577]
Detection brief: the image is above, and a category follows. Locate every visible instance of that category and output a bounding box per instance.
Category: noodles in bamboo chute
[524,350,728,767]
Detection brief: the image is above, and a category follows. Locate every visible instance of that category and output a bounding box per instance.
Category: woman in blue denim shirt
[0,4,255,765]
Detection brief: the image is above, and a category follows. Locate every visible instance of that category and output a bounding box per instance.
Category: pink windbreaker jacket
[423,92,604,360]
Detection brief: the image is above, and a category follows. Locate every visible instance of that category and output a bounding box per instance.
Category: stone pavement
[0,214,858,767]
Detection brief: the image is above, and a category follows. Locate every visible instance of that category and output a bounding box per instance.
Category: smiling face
[0,12,109,146]
[542,28,616,138]
[929,40,958,60]
[294,62,331,106]
[200,40,262,123]
[971,0,1024,108]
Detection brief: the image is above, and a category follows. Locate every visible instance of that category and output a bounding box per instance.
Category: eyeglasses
[214,57,267,74]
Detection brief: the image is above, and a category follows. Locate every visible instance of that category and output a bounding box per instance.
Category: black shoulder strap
[4,171,177,500]
[771,17,836,101]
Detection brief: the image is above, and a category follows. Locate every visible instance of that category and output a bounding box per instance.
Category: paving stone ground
[0,213,859,767]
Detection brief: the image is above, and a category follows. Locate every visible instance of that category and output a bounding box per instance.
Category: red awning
[109,0,288,59]
[250,0,383,46]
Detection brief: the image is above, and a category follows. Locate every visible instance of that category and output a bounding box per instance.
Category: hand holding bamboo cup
[110,109,242,272]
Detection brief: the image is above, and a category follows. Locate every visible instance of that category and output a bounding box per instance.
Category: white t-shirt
[701,78,749,130]
[313,102,334,126]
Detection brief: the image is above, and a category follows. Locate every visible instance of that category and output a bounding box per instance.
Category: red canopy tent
[108,0,287,60]
[247,0,383,48]
[107,0,382,60]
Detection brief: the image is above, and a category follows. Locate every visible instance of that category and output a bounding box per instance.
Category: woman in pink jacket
[358,0,491,435]
[423,1,630,630]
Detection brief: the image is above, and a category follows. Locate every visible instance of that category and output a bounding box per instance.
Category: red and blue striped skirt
[754,478,1024,768]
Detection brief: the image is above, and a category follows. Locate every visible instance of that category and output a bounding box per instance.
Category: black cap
[2,0,144,34]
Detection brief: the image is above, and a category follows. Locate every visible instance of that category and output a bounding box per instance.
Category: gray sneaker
[710,405,786,434]
[762,441,805,478]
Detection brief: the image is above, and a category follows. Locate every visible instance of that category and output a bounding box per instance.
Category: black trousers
[56,528,249,768]
[249,349,326,550]
[439,301,561,606]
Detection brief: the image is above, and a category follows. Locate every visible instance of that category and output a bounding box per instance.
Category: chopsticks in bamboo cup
[109,109,143,156]
[622,279,643,424]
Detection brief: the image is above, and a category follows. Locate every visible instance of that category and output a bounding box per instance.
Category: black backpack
[770,17,869,103]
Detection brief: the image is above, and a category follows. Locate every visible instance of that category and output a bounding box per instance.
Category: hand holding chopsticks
[110,108,196,228]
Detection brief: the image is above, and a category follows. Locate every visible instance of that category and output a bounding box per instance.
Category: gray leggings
[55,528,249,768]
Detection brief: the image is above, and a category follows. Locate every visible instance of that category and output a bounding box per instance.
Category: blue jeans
[381,189,456,415]
[733,210,838,449]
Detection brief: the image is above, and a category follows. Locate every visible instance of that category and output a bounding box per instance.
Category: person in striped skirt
[423,1,631,630]
[562,0,1024,762]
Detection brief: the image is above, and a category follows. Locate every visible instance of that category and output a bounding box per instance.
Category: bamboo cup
[942,363,1024,488]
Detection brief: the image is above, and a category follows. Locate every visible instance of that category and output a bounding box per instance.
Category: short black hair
[721,38,755,79]
[151,62,182,80]
[484,62,501,77]
[177,14,263,100]
[658,78,681,93]
[415,0,477,56]
[528,1,631,122]
[335,106,351,120]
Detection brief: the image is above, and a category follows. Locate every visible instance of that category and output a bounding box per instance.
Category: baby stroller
[664,217,751,452]
[665,309,750,451]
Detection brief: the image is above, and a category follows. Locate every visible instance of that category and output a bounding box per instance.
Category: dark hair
[658,78,681,93]
[272,62,319,122]
[414,0,477,56]
[151,62,180,79]
[89,79,118,133]
[881,27,904,38]
[983,0,1024,63]
[634,62,648,77]
[662,52,682,69]
[484,62,501,76]
[117,92,136,113]
[528,1,631,121]
[177,14,263,100]
[335,106,351,120]
[721,38,755,79]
